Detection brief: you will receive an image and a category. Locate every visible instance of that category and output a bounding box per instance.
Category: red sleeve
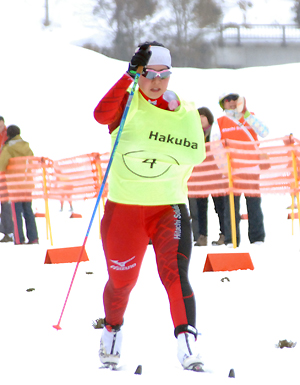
[0,128,8,154]
[94,73,133,133]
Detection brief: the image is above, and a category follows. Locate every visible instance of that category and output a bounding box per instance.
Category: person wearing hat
[189,107,225,246]
[212,93,269,247]
[94,41,206,371]
[0,125,39,245]
[0,116,15,243]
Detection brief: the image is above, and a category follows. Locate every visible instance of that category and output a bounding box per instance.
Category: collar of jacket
[5,134,22,145]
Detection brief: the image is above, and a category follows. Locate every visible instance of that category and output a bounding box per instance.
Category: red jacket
[94,73,180,133]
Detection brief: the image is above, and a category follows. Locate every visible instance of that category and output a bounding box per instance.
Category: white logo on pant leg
[173,205,182,240]
[110,256,136,270]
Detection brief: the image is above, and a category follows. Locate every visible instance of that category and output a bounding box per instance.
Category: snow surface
[0,3,300,383]
[1,183,300,385]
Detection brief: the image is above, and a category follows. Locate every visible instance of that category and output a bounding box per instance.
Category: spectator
[93,42,206,371]
[0,116,14,243]
[60,200,73,212]
[0,125,39,244]
[57,174,74,212]
[0,116,7,149]
[212,93,269,247]
[190,107,225,246]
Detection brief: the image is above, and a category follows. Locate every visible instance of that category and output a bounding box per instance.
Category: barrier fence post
[226,148,237,248]
[291,149,300,232]
[94,153,106,240]
[97,154,106,213]
[290,182,295,235]
[41,157,53,246]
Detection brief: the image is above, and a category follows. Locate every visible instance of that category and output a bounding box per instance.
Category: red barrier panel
[45,246,89,264]
[203,253,254,272]
[0,152,110,203]
[0,136,299,204]
[188,135,300,198]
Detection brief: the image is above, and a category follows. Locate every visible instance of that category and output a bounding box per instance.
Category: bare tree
[44,0,50,26]
[92,0,223,67]
[150,0,223,67]
[292,0,300,27]
[93,0,158,60]
[193,0,223,28]
[237,0,253,25]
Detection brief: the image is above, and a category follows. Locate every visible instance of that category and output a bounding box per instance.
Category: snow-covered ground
[0,193,299,384]
[0,2,300,383]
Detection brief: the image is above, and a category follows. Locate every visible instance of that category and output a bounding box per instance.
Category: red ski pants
[101,200,196,331]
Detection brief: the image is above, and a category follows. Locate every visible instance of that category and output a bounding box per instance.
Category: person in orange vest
[211,93,269,247]
[0,116,14,243]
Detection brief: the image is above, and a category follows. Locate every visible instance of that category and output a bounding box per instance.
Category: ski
[99,363,124,371]
[100,362,234,377]
[99,363,142,374]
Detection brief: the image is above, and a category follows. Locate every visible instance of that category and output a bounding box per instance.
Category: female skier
[94,41,206,370]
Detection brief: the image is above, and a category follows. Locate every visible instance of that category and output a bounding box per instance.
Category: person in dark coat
[0,125,39,244]
[189,107,225,246]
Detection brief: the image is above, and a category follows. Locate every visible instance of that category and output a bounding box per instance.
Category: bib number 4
[143,159,157,169]
[122,151,179,178]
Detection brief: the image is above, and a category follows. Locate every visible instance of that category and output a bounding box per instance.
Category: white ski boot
[99,326,123,366]
[177,332,204,371]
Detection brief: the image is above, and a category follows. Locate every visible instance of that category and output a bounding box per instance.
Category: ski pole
[53,66,143,330]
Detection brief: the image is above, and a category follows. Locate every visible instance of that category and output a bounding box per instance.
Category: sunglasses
[224,95,239,102]
[142,69,172,80]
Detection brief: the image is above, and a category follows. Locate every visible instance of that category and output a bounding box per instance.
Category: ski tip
[134,365,142,375]
[228,368,235,378]
[53,324,62,330]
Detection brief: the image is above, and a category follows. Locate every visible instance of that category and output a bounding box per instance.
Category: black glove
[127,44,152,78]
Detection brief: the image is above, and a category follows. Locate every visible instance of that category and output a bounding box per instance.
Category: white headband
[147,46,172,68]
